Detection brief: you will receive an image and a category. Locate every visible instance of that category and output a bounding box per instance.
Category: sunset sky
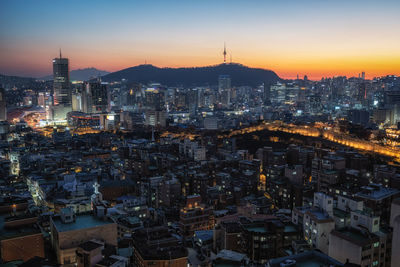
[1,0,399,80]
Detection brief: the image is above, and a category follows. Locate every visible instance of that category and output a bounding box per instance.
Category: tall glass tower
[53,50,71,106]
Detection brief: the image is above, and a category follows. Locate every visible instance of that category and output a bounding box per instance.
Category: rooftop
[297,207,332,222]
[0,214,41,240]
[268,250,343,267]
[78,240,103,251]
[283,225,298,233]
[333,208,349,219]
[355,184,399,201]
[244,226,267,233]
[331,228,378,247]
[52,214,114,232]
[215,249,248,263]
[194,230,213,242]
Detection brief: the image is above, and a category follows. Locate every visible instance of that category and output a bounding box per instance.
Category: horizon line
[2,61,399,81]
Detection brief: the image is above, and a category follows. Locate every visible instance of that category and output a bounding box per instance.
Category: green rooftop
[296,259,337,267]
[245,226,267,233]
[53,214,113,232]
[284,225,297,233]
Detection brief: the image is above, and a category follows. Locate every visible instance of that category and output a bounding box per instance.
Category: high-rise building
[144,87,166,127]
[53,51,71,106]
[218,75,231,94]
[37,92,45,107]
[145,87,165,110]
[0,88,6,121]
[145,110,166,127]
[218,75,231,106]
[82,80,109,113]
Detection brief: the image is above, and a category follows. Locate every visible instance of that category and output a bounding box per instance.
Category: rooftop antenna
[230,53,232,64]
[59,48,62,59]
[223,42,227,64]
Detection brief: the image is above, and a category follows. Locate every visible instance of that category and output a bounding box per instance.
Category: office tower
[218,75,231,106]
[53,50,71,106]
[144,87,166,128]
[71,94,82,111]
[0,88,6,121]
[37,92,45,107]
[145,87,165,110]
[125,83,141,107]
[347,109,370,125]
[174,91,186,108]
[270,83,287,104]
[261,83,271,103]
[357,82,367,101]
[218,75,231,94]
[145,109,166,127]
[82,80,109,114]
[187,88,199,115]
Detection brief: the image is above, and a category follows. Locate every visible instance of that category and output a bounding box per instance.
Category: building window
[373,242,379,248]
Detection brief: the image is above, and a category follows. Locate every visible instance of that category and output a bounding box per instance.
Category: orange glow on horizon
[1,44,399,80]
[61,48,400,80]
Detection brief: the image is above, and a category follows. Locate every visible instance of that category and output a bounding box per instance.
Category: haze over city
[1,0,400,79]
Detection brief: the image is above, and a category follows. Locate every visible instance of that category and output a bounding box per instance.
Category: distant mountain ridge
[101,63,281,87]
[41,67,109,81]
[0,74,38,88]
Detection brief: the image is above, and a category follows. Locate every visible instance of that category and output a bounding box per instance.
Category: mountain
[101,63,281,87]
[0,74,38,87]
[41,67,109,81]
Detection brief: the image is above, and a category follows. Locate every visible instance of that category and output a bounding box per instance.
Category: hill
[0,74,37,88]
[41,67,109,81]
[101,63,281,87]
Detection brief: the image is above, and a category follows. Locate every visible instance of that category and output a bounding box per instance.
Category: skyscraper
[53,50,71,106]
[82,80,109,113]
[218,75,231,94]
[218,75,231,106]
[0,88,6,121]
[145,88,165,111]
[144,87,166,127]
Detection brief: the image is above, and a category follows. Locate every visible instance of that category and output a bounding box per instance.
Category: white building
[337,195,364,213]
[145,110,166,127]
[313,192,333,217]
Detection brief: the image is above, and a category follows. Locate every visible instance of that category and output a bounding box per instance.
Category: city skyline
[1,0,400,80]
[2,1,400,266]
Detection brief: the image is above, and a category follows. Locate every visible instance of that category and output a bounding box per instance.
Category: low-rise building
[133,226,187,267]
[50,209,117,265]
